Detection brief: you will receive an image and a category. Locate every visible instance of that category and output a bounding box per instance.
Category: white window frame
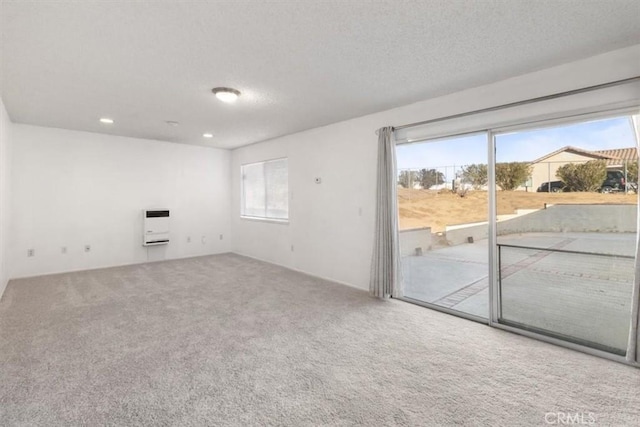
[240,157,289,223]
[395,105,640,367]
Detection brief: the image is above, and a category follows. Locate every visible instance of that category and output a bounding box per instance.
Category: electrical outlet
[187,236,191,243]
[61,247,67,254]
[84,245,91,253]
[27,249,35,257]
[219,234,223,240]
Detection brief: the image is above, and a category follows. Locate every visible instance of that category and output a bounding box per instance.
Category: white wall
[0,97,13,296]
[4,45,639,289]
[231,44,640,291]
[10,125,231,278]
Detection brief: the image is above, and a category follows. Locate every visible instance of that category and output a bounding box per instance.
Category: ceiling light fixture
[211,87,241,103]
[203,133,213,138]
[99,117,114,124]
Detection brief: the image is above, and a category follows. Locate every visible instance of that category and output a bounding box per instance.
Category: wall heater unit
[143,209,170,246]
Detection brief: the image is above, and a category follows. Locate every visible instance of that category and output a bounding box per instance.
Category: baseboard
[5,250,369,297]
[0,277,8,302]
[6,251,233,281]
[230,251,368,293]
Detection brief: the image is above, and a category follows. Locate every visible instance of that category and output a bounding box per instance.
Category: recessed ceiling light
[211,87,241,103]
[99,118,114,124]
[203,133,213,138]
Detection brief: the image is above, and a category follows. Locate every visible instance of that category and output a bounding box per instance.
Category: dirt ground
[398,188,638,232]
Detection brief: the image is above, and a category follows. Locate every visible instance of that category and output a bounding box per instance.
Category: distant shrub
[495,162,532,191]
[557,160,607,192]
[460,164,488,189]
[456,187,469,198]
[626,160,638,183]
[418,168,445,189]
[398,170,418,188]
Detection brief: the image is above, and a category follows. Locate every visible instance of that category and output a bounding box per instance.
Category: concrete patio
[401,232,635,353]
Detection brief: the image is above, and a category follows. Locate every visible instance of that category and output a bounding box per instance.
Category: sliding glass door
[395,111,639,361]
[396,133,489,320]
[493,115,638,355]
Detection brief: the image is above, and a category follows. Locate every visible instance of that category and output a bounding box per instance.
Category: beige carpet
[0,253,638,426]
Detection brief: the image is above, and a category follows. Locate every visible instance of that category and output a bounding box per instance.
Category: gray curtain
[628,115,640,364]
[370,127,403,299]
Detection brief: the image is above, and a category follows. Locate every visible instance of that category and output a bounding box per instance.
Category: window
[494,115,638,355]
[395,111,639,359]
[396,132,489,320]
[241,158,289,221]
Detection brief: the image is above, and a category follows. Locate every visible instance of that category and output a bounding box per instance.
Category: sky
[396,116,637,170]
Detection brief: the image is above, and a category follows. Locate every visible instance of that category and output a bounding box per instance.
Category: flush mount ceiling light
[99,117,114,124]
[203,133,213,138]
[211,87,241,103]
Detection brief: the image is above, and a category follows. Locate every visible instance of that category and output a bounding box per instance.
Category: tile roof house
[527,146,637,190]
[594,147,639,166]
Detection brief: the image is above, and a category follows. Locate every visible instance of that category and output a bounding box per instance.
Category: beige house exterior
[527,146,637,190]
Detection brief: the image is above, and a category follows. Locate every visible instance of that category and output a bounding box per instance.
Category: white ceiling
[1,1,639,149]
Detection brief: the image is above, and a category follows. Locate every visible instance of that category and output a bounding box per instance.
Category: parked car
[600,170,627,193]
[536,181,566,192]
[537,172,635,193]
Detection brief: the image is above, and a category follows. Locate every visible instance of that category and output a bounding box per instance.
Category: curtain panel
[370,127,403,299]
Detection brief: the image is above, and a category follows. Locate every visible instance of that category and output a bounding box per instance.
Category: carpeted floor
[0,253,638,426]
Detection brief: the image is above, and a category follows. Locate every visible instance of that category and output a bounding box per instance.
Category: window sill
[240,216,289,225]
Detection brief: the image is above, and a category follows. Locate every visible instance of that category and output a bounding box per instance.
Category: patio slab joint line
[432,238,577,309]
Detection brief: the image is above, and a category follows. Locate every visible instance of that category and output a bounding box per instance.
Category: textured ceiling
[1,0,639,149]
